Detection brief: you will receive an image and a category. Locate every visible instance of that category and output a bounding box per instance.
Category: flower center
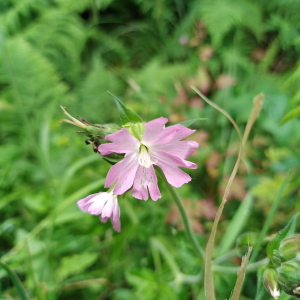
[138,145,155,168]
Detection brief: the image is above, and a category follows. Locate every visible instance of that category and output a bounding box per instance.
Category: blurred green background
[0,0,300,299]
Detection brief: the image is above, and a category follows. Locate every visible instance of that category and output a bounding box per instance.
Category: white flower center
[138,145,155,168]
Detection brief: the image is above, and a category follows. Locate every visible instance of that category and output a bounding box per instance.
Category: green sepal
[267,213,299,260]
[108,91,143,125]
[103,157,123,165]
[127,122,145,141]
[179,118,207,128]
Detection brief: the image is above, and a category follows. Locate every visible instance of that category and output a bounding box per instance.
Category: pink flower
[77,191,121,232]
[98,117,198,201]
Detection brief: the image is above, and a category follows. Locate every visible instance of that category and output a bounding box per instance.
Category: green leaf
[266,213,299,260]
[108,92,143,125]
[125,268,178,300]
[57,252,98,280]
[179,118,207,128]
[0,261,29,300]
[280,105,300,125]
[217,194,253,256]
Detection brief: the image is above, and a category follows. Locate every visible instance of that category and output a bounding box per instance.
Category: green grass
[1,0,300,299]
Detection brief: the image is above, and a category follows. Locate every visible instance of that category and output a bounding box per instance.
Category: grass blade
[0,261,29,300]
[2,179,105,263]
[249,170,290,264]
[217,194,253,256]
[230,247,252,300]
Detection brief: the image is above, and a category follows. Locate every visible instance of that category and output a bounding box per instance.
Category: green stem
[156,168,205,262]
[213,258,269,274]
[213,248,241,264]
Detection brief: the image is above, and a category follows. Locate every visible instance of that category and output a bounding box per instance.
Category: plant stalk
[157,167,205,262]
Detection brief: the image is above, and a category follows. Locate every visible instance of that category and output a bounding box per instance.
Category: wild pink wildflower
[98,117,198,201]
[77,191,121,232]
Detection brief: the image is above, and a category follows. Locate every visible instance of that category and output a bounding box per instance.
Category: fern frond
[54,0,91,13]
[76,57,123,123]
[0,37,67,109]
[25,9,87,82]
[0,0,49,36]
[200,0,263,47]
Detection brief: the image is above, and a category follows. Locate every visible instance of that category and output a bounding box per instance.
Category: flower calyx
[263,268,281,299]
[276,258,300,298]
[278,234,300,262]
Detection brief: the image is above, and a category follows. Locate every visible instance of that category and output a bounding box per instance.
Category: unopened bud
[278,235,300,262]
[60,106,124,163]
[277,258,300,298]
[263,268,280,299]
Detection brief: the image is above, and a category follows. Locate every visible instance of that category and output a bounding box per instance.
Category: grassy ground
[0,0,300,299]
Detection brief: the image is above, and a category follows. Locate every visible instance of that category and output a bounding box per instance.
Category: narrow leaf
[179,118,207,128]
[280,105,300,125]
[0,261,29,300]
[250,170,290,264]
[217,194,253,256]
[108,91,143,125]
[267,213,299,259]
[230,247,252,300]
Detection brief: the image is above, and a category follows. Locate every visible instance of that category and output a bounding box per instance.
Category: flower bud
[278,234,300,262]
[60,106,124,162]
[263,268,281,299]
[277,258,300,298]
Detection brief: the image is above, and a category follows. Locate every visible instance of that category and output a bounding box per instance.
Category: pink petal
[77,193,100,212]
[154,140,199,160]
[105,152,139,195]
[98,128,139,155]
[111,198,121,232]
[132,165,161,201]
[112,218,121,232]
[170,124,196,141]
[142,117,178,146]
[87,193,110,215]
[101,197,114,218]
[100,216,109,223]
[112,197,120,223]
[151,150,197,187]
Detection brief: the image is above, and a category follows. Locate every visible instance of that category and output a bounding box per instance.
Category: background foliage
[0,0,300,299]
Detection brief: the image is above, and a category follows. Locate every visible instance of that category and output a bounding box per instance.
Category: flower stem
[213,257,269,274]
[156,167,205,262]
